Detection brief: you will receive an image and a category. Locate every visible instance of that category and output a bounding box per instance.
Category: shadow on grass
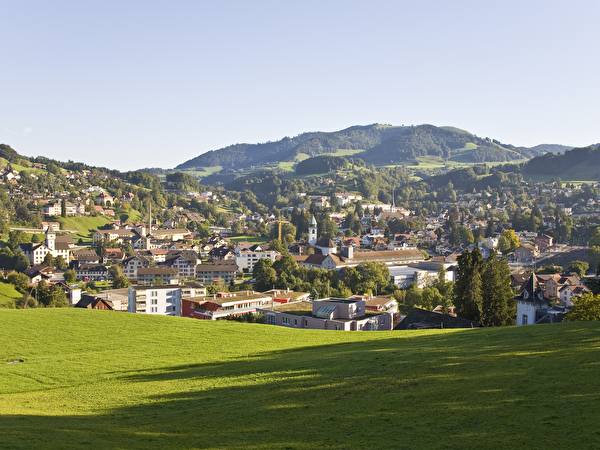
[2,324,600,449]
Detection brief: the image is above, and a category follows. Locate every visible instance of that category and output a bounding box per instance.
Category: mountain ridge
[175,124,574,170]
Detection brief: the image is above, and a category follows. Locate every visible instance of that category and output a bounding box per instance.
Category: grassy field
[228,235,270,245]
[57,216,112,244]
[1,309,600,449]
[0,281,21,308]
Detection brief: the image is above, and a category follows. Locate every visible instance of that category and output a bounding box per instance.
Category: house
[103,248,124,264]
[208,246,235,262]
[18,225,73,265]
[137,267,180,285]
[92,229,136,245]
[75,263,109,281]
[128,284,182,316]
[70,249,100,268]
[395,308,481,330]
[535,234,553,251]
[23,265,54,283]
[559,284,590,307]
[258,298,393,331]
[74,295,114,310]
[234,244,280,272]
[196,261,239,285]
[514,243,539,261]
[122,254,152,280]
[182,291,273,320]
[516,273,550,325]
[164,250,198,279]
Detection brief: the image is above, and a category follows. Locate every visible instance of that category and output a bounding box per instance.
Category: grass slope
[57,216,112,244]
[1,309,600,449]
[0,281,22,308]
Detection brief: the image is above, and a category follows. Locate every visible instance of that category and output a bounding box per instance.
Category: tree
[252,258,277,292]
[480,250,516,326]
[43,253,56,268]
[54,255,67,270]
[47,284,69,307]
[458,225,474,245]
[590,227,600,247]
[7,271,30,292]
[497,229,519,255]
[564,293,600,321]
[588,246,600,275]
[112,275,131,289]
[63,269,77,284]
[454,247,484,322]
[568,261,589,279]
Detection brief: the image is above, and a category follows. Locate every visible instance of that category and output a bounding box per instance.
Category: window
[283,317,290,325]
[151,299,157,305]
[294,319,297,326]
[522,314,528,325]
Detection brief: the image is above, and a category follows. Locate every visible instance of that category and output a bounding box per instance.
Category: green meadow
[1,309,600,449]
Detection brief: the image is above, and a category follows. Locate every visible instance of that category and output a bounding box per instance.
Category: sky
[2,0,599,171]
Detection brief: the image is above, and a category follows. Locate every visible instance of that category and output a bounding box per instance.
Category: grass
[56,216,112,244]
[0,281,22,308]
[228,235,270,245]
[1,309,600,449]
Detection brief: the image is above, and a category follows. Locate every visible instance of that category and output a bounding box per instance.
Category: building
[75,263,109,281]
[18,225,74,265]
[258,298,393,331]
[128,285,182,316]
[234,244,280,272]
[136,267,180,285]
[182,291,273,320]
[196,261,239,285]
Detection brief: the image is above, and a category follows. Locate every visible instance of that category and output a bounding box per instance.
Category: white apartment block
[128,285,182,316]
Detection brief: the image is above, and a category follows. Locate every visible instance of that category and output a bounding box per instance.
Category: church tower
[308,216,318,246]
[45,225,56,252]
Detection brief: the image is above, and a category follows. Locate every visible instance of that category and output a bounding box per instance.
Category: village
[3,160,599,330]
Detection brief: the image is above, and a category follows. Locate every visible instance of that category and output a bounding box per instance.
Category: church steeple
[308,216,317,246]
[45,225,56,252]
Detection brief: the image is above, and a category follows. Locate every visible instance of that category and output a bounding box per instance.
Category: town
[2,143,599,329]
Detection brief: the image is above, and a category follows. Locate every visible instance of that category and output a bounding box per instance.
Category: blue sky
[2,0,599,171]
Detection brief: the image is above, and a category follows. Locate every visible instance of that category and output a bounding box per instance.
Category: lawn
[1,309,600,449]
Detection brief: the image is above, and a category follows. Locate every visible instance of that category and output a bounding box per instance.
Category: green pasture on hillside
[0,281,21,308]
[1,309,600,449]
[57,216,112,244]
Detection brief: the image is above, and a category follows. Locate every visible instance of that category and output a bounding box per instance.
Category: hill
[2,309,600,449]
[523,145,600,181]
[174,124,568,174]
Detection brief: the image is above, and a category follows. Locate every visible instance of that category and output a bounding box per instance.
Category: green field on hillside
[1,309,600,449]
[0,281,22,308]
[56,216,112,244]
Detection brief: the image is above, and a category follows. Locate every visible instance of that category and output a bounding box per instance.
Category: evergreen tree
[481,250,516,326]
[454,247,484,322]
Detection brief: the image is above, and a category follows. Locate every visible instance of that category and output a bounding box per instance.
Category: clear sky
[2,0,599,171]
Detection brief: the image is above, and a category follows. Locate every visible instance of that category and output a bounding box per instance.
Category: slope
[1,309,600,449]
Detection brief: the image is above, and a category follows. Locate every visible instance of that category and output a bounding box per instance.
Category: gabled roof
[315,236,336,249]
[395,307,481,330]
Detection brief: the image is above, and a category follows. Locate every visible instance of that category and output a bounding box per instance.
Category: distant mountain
[175,124,574,170]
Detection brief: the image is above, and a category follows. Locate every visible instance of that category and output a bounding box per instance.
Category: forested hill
[523,145,600,176]
[175,124,572,170]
